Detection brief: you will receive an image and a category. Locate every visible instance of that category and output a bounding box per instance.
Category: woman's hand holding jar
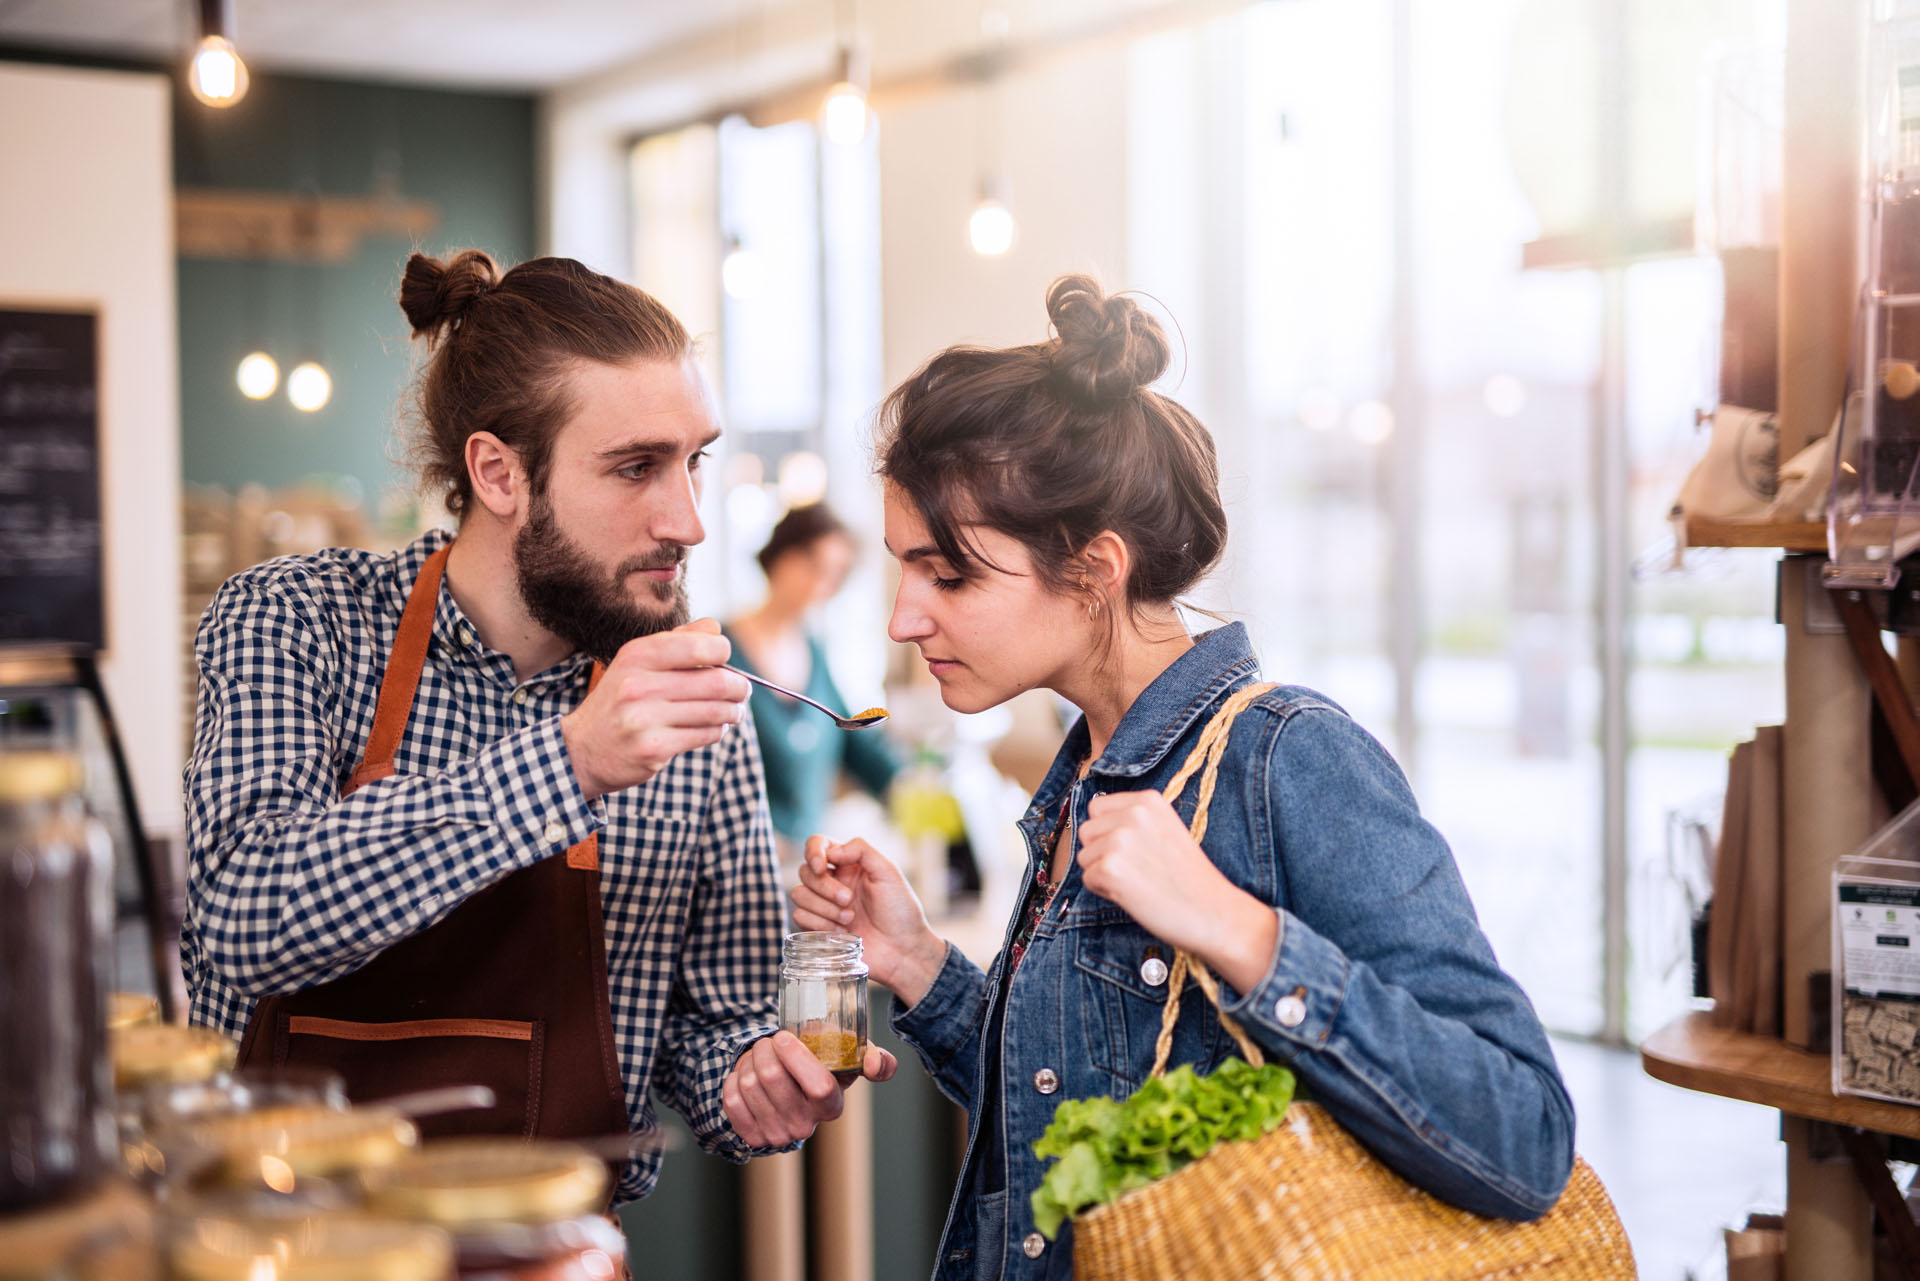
[792,835,949,1009]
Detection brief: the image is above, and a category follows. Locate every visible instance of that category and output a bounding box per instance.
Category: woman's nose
[887,588,930,644]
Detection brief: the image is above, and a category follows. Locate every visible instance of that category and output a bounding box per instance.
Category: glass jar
[361,1139,625,1281]
[0,749,116,1212]
[109,992,161,1030]
[779,932,868,1073]
[110,1021,237,1093]
[176,1102,418,1188]
[168,1213,453,1281]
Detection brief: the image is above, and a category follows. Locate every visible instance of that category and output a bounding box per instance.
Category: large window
[630,112,887,702]
[1131,0,1784,1041]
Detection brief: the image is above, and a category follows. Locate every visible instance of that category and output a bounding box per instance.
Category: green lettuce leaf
[1027,1057,1296,1238]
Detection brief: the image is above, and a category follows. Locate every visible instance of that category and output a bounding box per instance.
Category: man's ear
[465,431,525,520]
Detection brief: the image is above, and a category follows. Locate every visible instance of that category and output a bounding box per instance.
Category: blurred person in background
[724,503,899,858]
[791,275,1574,1279]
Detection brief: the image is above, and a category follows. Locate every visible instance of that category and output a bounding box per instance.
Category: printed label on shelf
[1840,882,1920,1001]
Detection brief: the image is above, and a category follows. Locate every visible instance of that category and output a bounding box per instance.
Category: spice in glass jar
[0,750,116,1212]
[779,932,868,1073]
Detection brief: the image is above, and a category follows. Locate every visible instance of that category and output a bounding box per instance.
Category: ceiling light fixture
[287,361,332,413]
[721,234,763,300]
[187,0,250,108]
[969,179,1015,256]
[236,351,278,400]
[822,43,870,146]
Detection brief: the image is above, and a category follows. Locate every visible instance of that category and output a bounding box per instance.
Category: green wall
[172,71,535,516]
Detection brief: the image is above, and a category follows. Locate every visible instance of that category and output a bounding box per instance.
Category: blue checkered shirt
[182,529,785,1202]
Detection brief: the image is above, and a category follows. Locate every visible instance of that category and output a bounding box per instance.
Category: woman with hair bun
[792,275,1574,1278]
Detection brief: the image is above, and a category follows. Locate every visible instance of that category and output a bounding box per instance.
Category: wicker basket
[1072,1103,1634,1281]
[1063,684,1637,1280]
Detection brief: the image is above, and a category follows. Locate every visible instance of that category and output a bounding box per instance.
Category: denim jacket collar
[1029,623,1260,819]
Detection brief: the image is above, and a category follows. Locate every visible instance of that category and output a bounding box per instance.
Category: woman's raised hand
[1076,790,1280,995]
[793,836,949,1008]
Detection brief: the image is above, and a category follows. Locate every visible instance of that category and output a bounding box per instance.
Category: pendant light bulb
[287,361,332,413]
[721,235,763,301]
[968,180,1015,257]
[822,44,870,146]
[189,0,249,108]
[236,351,279,400]
[189,34,249,107]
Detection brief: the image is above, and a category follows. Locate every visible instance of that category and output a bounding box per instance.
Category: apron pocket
[972,1189,1009,1281]
[276,1014,545,1139]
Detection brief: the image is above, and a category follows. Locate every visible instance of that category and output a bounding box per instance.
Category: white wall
[0,63,184,835]
[877,49,1129,388]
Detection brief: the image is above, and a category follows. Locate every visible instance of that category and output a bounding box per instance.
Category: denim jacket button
[1139,956,1169,986]
[1033,1068,1060,1095]
[1275,994,1308,1028]
[1023,1232,1047,1259]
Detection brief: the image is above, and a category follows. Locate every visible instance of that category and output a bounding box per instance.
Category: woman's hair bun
[399,249,500,339]
[1045,274,1170,407]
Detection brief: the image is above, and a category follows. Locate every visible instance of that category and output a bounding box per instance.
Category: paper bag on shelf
[1710,739,1756,1028]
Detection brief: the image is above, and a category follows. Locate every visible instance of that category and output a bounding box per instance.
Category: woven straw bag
[1067,683,1637,1281]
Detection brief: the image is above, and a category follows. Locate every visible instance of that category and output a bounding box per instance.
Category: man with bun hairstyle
[182,250,892,1210]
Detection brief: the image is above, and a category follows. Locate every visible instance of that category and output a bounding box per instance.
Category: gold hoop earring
[1087,597,1103,621]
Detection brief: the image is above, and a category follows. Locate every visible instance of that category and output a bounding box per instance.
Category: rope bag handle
[1146,681,1278,1078]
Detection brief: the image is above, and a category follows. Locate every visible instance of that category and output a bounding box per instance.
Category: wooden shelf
[1683,515,1827,551]
[1641,1010,1920,1141]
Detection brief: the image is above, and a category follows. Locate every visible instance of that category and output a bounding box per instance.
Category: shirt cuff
[888,941,975,1043]
[480,718,604,856]
[1220,908,1347,1051]
[713,1024,804,1162]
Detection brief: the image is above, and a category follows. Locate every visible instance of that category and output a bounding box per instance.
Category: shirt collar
[396,527,592,687]
[1031,623,1261,809]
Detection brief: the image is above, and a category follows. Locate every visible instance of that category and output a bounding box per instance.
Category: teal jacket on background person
[890,623,1575,1281]
[723,629,899,844]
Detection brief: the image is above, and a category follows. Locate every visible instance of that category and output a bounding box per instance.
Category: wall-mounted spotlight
[188,0,250,108]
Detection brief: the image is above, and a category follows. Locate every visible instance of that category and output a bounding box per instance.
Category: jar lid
[111,1023,237,1090]
[169,1214,452,1281]
[361,1139,609,1225]
[0,750,81,803]
[108,992,162,1030]
[781,930,868,977]
[183,1104,418,1181]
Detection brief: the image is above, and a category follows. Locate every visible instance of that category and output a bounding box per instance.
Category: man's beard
[513,491,689,664]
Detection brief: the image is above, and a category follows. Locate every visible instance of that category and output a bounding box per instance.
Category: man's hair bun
[399,249,500,341]
[1045,275,1170,407]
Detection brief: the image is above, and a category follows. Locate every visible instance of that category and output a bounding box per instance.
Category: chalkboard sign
[0,308,103,650]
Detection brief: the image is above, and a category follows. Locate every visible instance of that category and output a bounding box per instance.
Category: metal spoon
[724,665,889,730]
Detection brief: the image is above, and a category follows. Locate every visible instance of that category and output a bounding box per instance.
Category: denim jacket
[890,624,1575,1281]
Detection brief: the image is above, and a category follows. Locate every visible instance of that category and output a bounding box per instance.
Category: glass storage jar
[0,749,116,1212]
[361,1138,625,1281]
[168,1213,453,1281]
[779,932,868,1073]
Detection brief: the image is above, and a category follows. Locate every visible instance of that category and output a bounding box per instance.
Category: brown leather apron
[234,544,630,1146]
